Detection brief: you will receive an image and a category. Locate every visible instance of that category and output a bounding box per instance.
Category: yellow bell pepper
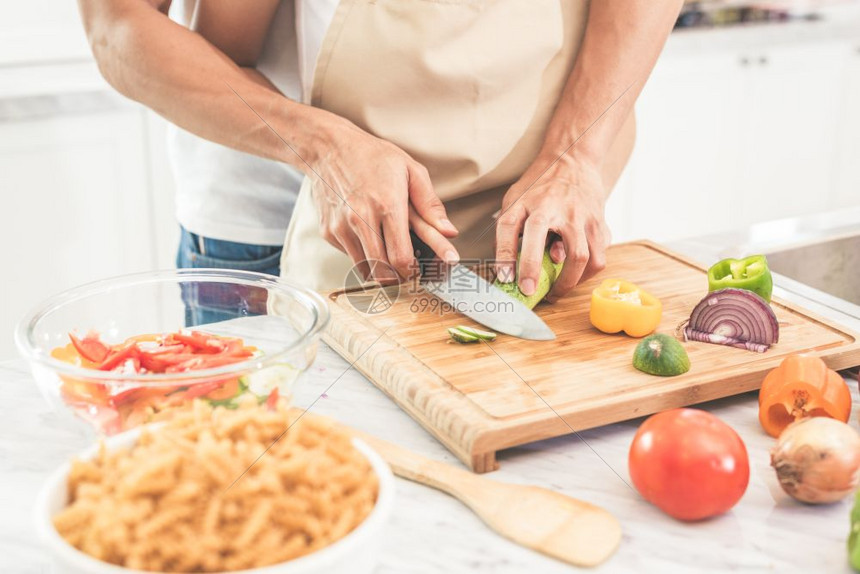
[589,279,662,338]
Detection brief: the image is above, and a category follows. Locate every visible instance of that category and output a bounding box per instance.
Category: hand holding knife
[409,231,555,341]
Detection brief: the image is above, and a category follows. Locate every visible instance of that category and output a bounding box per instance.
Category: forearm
[78,0,335,173]
[542,0,682,168]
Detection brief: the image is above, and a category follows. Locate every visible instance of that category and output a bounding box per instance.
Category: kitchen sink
[766,233,860,308]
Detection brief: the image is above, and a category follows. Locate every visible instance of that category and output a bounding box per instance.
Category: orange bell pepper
[758,354,851,438]
[589,279,662,338]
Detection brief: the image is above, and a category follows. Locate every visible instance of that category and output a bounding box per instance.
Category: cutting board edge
[322,301,510,472]
[463,338,860,456]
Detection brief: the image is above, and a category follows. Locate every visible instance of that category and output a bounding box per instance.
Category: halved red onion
[684,288,779,353]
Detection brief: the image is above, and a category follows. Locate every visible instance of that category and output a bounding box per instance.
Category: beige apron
[280,0,634,291]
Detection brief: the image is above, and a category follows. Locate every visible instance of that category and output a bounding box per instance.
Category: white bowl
[35,427,395,574]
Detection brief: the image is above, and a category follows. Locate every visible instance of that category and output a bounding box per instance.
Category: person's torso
[279,0,596,291]
[167,1,587,246]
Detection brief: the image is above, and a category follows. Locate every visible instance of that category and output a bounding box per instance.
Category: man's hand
[310,116,459,282]
[494,153,610,302]
[490,0,681,302]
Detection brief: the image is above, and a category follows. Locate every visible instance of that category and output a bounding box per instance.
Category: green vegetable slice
[448,327,479,343]
[849,490,860,571]
[632,334,691,377]
[447,326,498,344]
[494,251,563,310]
[453,325,497,341]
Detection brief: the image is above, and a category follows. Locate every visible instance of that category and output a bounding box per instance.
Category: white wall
[0,2,178,359]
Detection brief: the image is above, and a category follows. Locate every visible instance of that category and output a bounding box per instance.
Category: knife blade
[409,232,555,341]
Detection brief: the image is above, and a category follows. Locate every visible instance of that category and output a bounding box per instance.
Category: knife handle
[409,231,437,276]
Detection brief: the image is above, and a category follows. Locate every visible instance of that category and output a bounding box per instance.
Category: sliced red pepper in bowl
[96,341,140,371]
[53,329,263,433]
[171,331,227,353]
[69,333,110,364]
[265,387,279,410]
[110,385,176,407]
[177,379,231,400]
[204,378,241,401]
[138,352,170,373]
[164,354,252,373]
[60,379,112,407]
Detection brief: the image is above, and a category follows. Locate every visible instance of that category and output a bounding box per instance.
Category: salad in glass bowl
[15,269,329,435]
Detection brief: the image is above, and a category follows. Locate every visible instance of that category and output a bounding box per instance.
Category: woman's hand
[309,115,459,282]
[494,153,610,302]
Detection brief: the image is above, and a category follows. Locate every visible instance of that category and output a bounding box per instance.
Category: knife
[409,232,555,341]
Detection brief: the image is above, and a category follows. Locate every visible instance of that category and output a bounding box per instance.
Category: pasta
[53,401,379,572]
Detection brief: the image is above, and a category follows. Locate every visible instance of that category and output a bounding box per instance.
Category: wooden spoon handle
[350,429,484,500]
[297,411,621,567]
[296,410,480,497]
[349,429,621,568]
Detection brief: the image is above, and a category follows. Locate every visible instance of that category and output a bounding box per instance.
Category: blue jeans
[176,227,282,326]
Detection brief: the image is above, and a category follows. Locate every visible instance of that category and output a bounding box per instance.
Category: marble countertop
[4,231,860,573]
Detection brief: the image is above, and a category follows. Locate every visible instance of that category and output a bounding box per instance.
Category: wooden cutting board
[322,241,860,473]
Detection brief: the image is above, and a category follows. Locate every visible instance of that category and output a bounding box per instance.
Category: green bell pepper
[707,255,773,303]
[849,489,860,571]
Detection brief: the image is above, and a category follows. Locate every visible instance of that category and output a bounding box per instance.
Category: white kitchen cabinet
[835,41,860,208]
[738,41,845,222]
[608,32,860,244]
[624,51,747,242]
[603,158,635,243]
[0,104,162,358]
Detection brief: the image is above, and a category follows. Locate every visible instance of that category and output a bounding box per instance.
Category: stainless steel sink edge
[772,273,860,333]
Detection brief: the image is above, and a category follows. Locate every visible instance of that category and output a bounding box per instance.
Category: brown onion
[770,417,860,504]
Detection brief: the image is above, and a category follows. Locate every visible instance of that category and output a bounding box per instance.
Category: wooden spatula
[350,428,622,568]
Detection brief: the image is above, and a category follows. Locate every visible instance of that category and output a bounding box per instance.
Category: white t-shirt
[167,0,338,246]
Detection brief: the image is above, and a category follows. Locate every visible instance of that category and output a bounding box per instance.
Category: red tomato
[628,408,750,521]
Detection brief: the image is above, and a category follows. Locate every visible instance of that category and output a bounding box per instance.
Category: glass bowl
[15,269,329,435]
